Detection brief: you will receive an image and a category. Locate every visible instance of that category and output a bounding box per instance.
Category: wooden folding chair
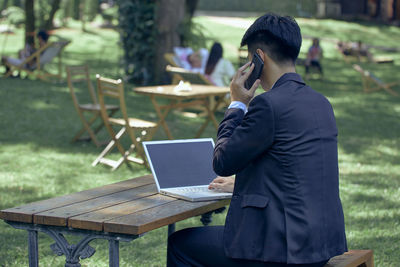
[166,65,213,85]
[4,41,70,81]
[92,75,157,171]
[353,64,399,96]
[66,65,119,147]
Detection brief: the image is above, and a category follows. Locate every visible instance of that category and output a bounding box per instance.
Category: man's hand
[208,176,235,193]
[230,62,261,105]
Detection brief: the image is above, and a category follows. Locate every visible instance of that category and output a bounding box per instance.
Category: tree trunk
[395,0,400,19]
[1,0,9,14]
[185,0,199,17]
[379,0,392,20]
[25,0,35,46]
[80,0,86,31]
[12,0,21,7]
[73,0,80,20]
[154,0,185,83]
[44,0,62,30]
[375,0,382,17]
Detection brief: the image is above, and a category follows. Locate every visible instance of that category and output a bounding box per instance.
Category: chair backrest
[166,65,212,85]
[164,53,179,67]
[96,75,128,126]
[66,65,98,106]
[352,64,367,75]
[31,41,69,69]
[96,75,142,143]
[353,64,384,85]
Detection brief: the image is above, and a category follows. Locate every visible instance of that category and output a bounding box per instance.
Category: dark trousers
[305,60,323,74]
[167,226,328,267]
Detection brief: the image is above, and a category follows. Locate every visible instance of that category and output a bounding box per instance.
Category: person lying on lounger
[337,40,373,61]
[1,30,49,75]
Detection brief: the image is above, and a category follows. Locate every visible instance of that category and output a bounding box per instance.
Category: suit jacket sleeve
[213,95,275,176]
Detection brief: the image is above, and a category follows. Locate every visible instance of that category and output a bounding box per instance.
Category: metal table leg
[168,223,176,236]
[109,239,119,267]
[200,207,226,226]
[6,221,138,267]
[28,230,39,267]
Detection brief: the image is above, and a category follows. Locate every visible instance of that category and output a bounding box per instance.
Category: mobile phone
[244,53,264,90]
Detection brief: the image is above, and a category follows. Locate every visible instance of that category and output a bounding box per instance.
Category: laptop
[142,138,232,202]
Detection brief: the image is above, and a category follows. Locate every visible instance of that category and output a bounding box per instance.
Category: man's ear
[256,48,265,62]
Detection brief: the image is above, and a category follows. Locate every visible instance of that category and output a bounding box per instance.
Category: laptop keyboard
[161,186,232,201]
[174,186,211,193]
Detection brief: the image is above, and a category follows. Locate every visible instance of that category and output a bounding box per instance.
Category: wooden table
[0,175,229,267]
[134,84,230,139]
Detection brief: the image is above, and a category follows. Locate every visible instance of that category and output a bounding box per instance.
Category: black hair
[241,13,302,64]
[37,30,49,42]
[205,42,223,75]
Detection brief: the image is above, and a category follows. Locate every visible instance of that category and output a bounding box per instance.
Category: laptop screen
[143,139,217,189]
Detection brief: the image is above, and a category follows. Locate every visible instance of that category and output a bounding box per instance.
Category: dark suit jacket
[213,73,347,264]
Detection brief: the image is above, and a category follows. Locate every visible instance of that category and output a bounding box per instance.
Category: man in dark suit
[167,13,347,267]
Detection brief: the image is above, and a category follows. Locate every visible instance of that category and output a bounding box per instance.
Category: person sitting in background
[204,42,235,87]
[305,38,323,79]
[337,40,373,61]
[173,46,208,74]
[337,41,350,56]
[186,50,203,72]
[354,40,373,61]
[186,48,209,73]
[173,47,193,69]
[1,30,49,74]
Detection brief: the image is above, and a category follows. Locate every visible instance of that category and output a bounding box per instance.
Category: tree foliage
[118,0,156,85]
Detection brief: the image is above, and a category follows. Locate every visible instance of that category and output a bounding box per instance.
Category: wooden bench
[0,175,229,267]
[325,250,374,267]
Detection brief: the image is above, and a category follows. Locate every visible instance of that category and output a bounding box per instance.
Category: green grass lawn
[0,16,400,266]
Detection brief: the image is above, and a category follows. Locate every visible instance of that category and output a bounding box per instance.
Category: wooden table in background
[134,84,230,139]
[0,175,229,267]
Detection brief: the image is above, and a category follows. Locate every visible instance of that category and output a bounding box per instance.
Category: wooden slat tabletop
[69,193,173,231]
[104,198,230,235]
[0,175,153,223]
[33,184,158,226]
[0,175,230,235]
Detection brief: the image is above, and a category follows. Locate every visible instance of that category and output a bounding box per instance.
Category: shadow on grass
[0,185,47,210]
[0,66,223,154]
[345,214,400,265]
[345,172,400,189]
[1,54,399,153]
[348,192,398,209]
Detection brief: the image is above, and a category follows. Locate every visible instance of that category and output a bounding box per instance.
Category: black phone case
[245,53,264,90]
